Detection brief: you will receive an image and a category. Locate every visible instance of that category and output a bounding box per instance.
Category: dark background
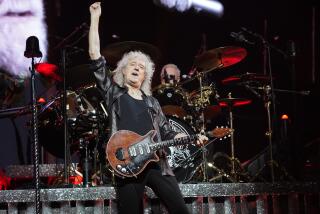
[4,0,317,180]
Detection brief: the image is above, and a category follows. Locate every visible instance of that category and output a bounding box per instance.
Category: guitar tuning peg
[219,138,223,141]
[228,134,231,137]
[224,136,227,139]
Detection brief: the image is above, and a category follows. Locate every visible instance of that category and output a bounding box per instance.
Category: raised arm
[89,2,102,60]
[88,2,113,102]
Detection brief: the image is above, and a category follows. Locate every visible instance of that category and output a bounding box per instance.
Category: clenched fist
[90,2,101,19]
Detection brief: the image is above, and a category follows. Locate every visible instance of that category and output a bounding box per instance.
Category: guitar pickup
[129,146,137,157]
[145,144,150,153]
[138,145,143,155]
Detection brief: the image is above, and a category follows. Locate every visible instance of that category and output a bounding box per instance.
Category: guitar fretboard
[150,135,198,150]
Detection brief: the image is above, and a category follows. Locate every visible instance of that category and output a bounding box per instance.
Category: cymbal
[194,46,247,72]
[35,63,61,81]
[219,98,251,107]
[101,41,161,66]
[222,72,271,85]
[66,64,95,89]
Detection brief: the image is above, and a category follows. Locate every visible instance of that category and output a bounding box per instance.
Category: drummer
[160,63,181,84]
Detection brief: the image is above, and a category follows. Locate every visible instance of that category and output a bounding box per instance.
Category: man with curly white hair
[89,2,207,214]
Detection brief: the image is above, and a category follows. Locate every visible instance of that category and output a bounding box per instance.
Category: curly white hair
[112,51,155,96]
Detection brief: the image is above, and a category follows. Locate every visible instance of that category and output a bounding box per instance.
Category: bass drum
[166,116,200,183]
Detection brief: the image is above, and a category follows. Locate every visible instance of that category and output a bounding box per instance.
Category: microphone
[153,0,224,17]
[24,36,42,58]
[230,31,255,45]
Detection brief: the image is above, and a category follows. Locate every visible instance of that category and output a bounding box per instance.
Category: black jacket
[90,56,177,176]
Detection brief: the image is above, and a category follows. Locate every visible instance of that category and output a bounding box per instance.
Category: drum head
[153,84,187,118]
[166,116,201,183]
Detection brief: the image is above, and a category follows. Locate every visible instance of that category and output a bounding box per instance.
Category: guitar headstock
[210,126,233,139]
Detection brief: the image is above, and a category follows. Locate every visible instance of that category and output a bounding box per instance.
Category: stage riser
[0,183,319,213]
[1,194,318,214]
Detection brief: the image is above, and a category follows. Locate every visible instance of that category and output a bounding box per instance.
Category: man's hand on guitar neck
[174,132,208,146]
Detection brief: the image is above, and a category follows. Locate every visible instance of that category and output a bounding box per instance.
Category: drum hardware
[221,72,272,86]
[37,89,100,159]
[230,72,305,182]
[35,62,61,82]
[177,46,247,88]
[0,102,45,119]
[152,83,189,119]
[193,46,247,73]
[207,162,237,183]
[24,36,43,213]
[245,84,300,182]
[218,93,252,181]
[189,84,222,122]
[79,137,91,187]
[175,131,233,183]
[208,152,251,183]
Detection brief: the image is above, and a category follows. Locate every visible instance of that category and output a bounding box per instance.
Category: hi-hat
[35,63,61,81]
[194,46,247,72]
[222,72,271,85]
[101,41,161,66]
[219,98,252,107]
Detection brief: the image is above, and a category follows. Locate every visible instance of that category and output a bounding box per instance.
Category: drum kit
[152,45,259,183]
[0,41,274,185]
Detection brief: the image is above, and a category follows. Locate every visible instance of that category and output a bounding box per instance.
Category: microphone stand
[30,56,41,214]
[54,23,89,187]
[241,27,283,182]
[61,48,71,186]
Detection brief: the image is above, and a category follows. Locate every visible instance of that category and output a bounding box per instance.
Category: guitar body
[106,130,159,178]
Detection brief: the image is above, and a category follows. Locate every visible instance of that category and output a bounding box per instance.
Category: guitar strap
[144,96,175,176]
[144,97,161,141]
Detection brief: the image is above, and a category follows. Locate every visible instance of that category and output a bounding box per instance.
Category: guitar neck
[150,135,198,151]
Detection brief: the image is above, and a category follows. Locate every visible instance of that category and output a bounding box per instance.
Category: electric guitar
[106,127,232,178]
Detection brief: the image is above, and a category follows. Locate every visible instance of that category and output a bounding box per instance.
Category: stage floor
[0,182,319,213]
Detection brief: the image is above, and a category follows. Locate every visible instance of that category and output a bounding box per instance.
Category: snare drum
[153,84,188,118]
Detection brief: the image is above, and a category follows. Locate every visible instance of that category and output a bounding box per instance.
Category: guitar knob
[117,165,122,170]
[121,168,127,173]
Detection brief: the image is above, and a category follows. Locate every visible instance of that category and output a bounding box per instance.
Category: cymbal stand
[55,23,89,186]
[264,85,275,182]
[198,73,209,182]
[61,48,71,186]
[226,93,237,179]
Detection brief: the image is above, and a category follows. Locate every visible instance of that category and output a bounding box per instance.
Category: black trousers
[115,165,189,214]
